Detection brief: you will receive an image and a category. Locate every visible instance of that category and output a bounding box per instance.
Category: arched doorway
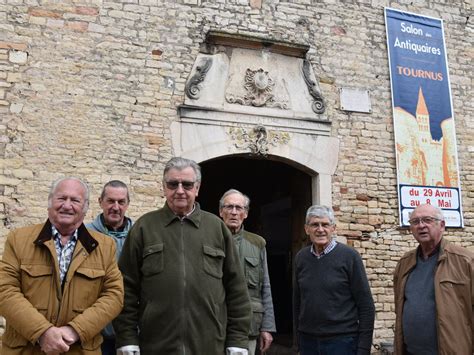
[198,155,313,350]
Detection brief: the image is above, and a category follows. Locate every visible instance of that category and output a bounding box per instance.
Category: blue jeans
[299,333,358,355]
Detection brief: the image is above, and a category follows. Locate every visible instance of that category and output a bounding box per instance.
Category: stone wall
[0,0,473,348]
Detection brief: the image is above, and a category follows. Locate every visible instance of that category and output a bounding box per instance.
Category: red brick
[356,193,370,201]
[75,7,99,16]
[28,7,62,19]
[0,42,27,51]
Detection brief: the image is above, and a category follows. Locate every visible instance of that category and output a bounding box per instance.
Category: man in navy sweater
[293,205,375,355]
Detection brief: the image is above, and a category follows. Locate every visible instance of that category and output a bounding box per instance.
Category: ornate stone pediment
[181,32,328,129]
[226,68,288,109]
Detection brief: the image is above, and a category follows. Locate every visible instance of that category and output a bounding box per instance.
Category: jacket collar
[34,219,99,254]
[437,237,449,262]
[90,213,132,236]
[403,237,449,272]
[162,202,201,228]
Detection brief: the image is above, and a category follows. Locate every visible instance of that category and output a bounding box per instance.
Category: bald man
[393,204,474,355]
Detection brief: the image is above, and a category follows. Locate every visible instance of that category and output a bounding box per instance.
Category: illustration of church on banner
[394,87,458,188]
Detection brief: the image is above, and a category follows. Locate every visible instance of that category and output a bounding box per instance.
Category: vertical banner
[385,8,463,227]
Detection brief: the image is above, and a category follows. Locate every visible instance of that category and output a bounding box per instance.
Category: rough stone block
[9,51,27,64]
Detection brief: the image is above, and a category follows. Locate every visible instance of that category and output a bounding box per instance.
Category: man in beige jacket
[393,204,473,354]
[0,177,124,354]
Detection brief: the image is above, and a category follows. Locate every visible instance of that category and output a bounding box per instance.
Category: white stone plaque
[339,88,372,113]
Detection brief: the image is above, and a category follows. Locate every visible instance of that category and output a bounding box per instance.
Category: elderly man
[293,205,375,355]
[114,157,251,355]
[393,204,474,354]
[0,177,124,354]
[87,180,133,355]
[219,189,276,355]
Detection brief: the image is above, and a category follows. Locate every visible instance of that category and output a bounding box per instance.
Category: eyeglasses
[307,222,333,229]
[222,204,247,212]
[165,180,196,190]
[408,216,441,226]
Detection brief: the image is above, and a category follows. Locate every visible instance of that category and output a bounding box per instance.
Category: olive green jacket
[114,203,251,355]
[233,229,276,338]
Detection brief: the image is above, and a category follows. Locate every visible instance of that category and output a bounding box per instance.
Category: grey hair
[48,177,90,213]
[100,180,130,202]
[412,204,445,221]
[431,205,445,221]
[219,189,250,210]
[305,205,335,225]
[163,157,202,182]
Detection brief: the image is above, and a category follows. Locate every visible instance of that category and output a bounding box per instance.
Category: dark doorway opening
[198,155,312,351]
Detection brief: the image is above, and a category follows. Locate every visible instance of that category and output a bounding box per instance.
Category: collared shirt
[52,225,78,284]
[311,239,337,259]
[176,203,196,221]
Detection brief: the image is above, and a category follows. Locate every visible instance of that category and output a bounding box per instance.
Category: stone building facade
[0,0,472,352]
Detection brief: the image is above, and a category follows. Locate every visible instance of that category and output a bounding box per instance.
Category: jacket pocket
[249,300,264,337]
[73,267,106,311]
[203,245,225,279]
[20,264,53,310]
[439,277,468,305]
[439,277,466,287]
[245,256,260,289]
[142,243,164,276]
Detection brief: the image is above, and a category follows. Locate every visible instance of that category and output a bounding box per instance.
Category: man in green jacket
[114,157,251,355]
[219,189,276,355]
[393,204,474,354]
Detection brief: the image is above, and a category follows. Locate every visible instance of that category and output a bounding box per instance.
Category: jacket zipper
[181,219,187,355]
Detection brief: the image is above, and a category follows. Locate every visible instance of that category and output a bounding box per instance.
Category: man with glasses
[219,189,276,355]
[393,203,473,355]
[293,205,375,355]
[114,157,251,355]
[86,180,133,355]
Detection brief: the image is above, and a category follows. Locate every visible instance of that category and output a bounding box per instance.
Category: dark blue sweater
[293,243,375,355]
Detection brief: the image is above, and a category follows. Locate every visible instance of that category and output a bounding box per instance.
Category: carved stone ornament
[226,68,288,109]
[229,125,290,156]
[302,59,325,114]
[185,57,213,100]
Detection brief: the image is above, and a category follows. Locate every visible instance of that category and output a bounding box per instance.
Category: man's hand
[59,325,80,345]
[38,327,70,354]
[117,345,140,355]
[259,331,273,353]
